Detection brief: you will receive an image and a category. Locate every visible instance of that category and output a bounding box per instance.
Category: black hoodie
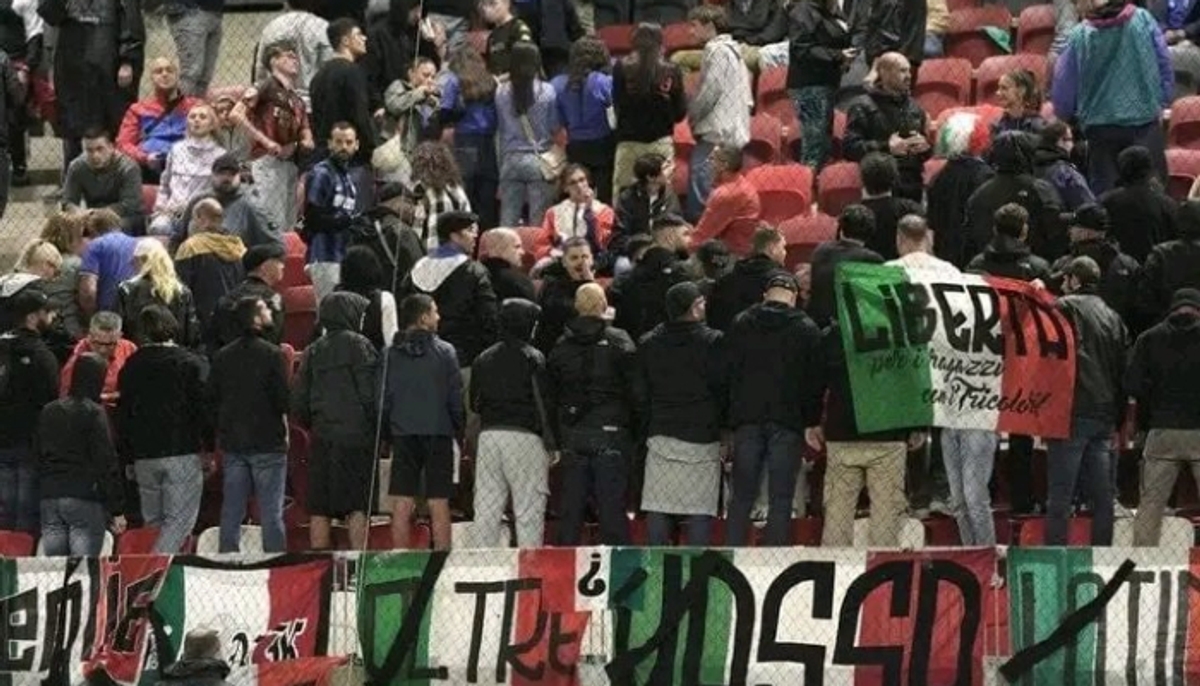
[638,319,726,444]
[116,344,210,461]
[1051,238,1140,330]
[927,155,995,268]
[292,292,379,444]
[725,301,825,433]
[34,354,123,512]
[0,326,60,451]
[534,261,591,354]
[966,233,1052,282]
[364,0,442,111]
[730,0,787,46]
[547,316,639,434]
[609,246,689,341]
[965,133,1066,261]
[1126,308,1200,430]
[470,299,555,442]
[707,253,788,332]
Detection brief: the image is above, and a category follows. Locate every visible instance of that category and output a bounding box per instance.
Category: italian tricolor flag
[835,261,1077,438]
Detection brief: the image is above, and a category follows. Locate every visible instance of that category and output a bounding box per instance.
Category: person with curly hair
[411,140,472,251]
[551,37,615,204]
[992,69,1047,138]
[440,45,499,229]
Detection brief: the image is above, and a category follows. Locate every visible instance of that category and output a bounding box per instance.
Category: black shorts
[390,435,455,500]
[307,439,376,518]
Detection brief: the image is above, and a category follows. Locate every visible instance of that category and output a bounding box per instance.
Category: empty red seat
[779,212,836,268]
[745,112,783,166]
[281,285,317,351]
[1017,4,1056,55]
[944,5,1014,68]
[923,516,961,546]
[0,530,34,556]
[817,161,862,216]
[283,230,305,256]
[1169,95,1200,149]
[663,22,702,53]
[913,58,974,119]
[746,163,814,224]
[756,66,787,111]
[974,53,1049,106]
[596,24,634,55]
[1167,147,1200,199]
[948,0,978,10]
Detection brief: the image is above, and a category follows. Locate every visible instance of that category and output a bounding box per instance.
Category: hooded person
[926,111,995,268]
[965,130,1066,262]
[1101,145,1178,264]
[1051,203,1141,330]
[160,629,233,686]
[292,290,379,550]
[469,298,556,548]
[1138,199,1200,324]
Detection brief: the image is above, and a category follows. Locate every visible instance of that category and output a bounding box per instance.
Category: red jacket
[535,199,615,260]
[116,92,201,166]
[690,173,762,256]
[60,338,138,406]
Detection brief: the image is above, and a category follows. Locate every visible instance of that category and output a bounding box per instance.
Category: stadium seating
[281,285,317,351]
[913,58,974,119]
[944,6,1014,68]
[1016,4,1056,55]
[514,226,541,272]
[195,525,262,554]
[1166,147,1200,199]
[1169,95,1200,149]
[596,24,634,55]
[974,54,1049,107]
[745,113,784,166]
[817,161,862,216]
[663,22,702,54]
[746,163,814,224]
[779,212,837,269]
[0,530,34,556]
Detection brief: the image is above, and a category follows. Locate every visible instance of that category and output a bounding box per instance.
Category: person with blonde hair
[0,239,62,332]
[117,239,200,347]
[148,102,227,237]
[39,212,89,351]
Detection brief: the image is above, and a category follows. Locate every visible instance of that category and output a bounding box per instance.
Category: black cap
[437,210,479,237]
[764,272,799,293]
[1071,204,1110,232]
[243,243,286,273]
[9,288,51,319]
[1171,287,1200,312]
[212,153,240,174]
[665,281,704,320]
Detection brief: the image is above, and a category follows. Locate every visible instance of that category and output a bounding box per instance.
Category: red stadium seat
[974,54,1049,106]
[924,157,948,186]
[944,6,1014,68]
[817,161,862,216]
[779,212,836,269]
[281,285,317,351]
[280,343,297,383]
[831,109,848,159]
[746,163,814,224]
[286,423,311,522]
[1017,4,1056,55]
[0,530,34,556]
[673,120,694,197]
[116,528,194,555]
[792,517,824,546]
[663,22,702,54]
[283,230,305,256]
[923,516,961,546]
[913,58,974,119]
[280,253,310,290]
[756,66,787,111]
[596,24,634,55]
[1167,147,1200,199]
[1169,95,1200,149]
[948,0,978,10]
[745,112,783,166]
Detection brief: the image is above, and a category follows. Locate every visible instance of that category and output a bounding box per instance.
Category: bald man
[479,228,536,302]
[843,52,930,203]
[546,281,639,546]
[116,57,202,183]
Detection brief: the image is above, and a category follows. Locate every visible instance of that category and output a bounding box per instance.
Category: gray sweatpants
[168,8,223,96]
[135,454,203,554]
[250,155,299,235]
[473,429,549,548]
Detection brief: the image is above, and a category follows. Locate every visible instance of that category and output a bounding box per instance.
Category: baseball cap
[242,243,286,273]
[664,281,704,320]
[1170,287,1200,312]
[764,272,799,293]
[9,288,51,319]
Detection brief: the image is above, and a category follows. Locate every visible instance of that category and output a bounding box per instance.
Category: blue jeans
[1046,416,1115,546]
[686,139,716,223]
[40,498,106,556]
[0,454,38,534]
[220,452,287,553]
[727,423,803,546]
[940,429,998,546]
[499,151,553,227]
[646,513,713,546]
[791,86,836,170]
[454,133,499,230]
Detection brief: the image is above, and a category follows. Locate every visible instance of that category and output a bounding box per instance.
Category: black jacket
[1051,238,1140,330]
[470,299,554,442]
[209,334,289,454]
[161,658,234,686]
[115,344,209,460]
[175,237,246,331]
[730,0,787,46]
[1100,182,1178,264]
[348,207,426,294]
[822,322,911,441]
[292,293,379,445]
[208,276,284,351]
[966,134,1066,261]
[706,253,788,333]
[1139,238,1200,325]
[309,57,377,164]
[613,183,681,254]
[637,319,725,444]
[483,257,537,303]
[534,261,589,354]
[843,88,929,199]
[725,301,824,433]
[966,233,1052,282]
[1059,292,1127,424]
[862,194,925,261]
[612,59,687,143]
[35,360,122,513]
[116,277,201,349]
[1126,308,1200,431]
[364,3,440,112]
[786,0,852,90]
[400,247,499,367]
[927,155,995,268]
[609,246,690,341]
[547,316,639,433]
[0,327,59,451]
[809,239,884,328]
[860,0,925,66]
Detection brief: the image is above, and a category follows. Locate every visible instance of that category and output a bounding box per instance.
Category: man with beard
[535,237,594,354]
[610,213,691,340]
[175,154,278,252]
[843,53,929,203]
[303,122,361,300]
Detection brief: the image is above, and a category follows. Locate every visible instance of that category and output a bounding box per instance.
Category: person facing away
[469,298,556,548]
[966,202,1053,282]
[292,291,379,551]
[115,305,208,554]
[209,296,290,554]
[478,227,536,302]
[706,225,789,333]
[859,151,925,261]
[35,351,124,557]
[1139,199,1200,325]
[117,238,201,349]
[383,293,464,551]
[808,204,885,328]
[209,244,287,352]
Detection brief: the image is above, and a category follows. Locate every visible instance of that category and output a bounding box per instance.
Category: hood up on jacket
[319,291,369,333]
[0,272,39,299]
[410,244,469,293]
[68,353,106,402]
[988,130,1037,175]
[500,298,540,342]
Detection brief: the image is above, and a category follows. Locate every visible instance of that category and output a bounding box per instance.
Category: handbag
[519,112,565,182]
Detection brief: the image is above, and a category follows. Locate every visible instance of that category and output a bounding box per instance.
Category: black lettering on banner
[965,284,1002,354]
[0,588,38,671]
[881,285,905,348]
[1026,295,1070,360]
[231,632,250,668]
[931,283,969,352]
[361,552,449,683]
[896,282,936,346]
[547,613,581,676]
[1124,571,1154,686]
[844,283,890,353]
[832,561,912,685]
[495,578,546,683]
[457,580,506,683]
[997,290,1028,357]
[579,552,606,597]
[1156,570,1171,686]
[39,580,86,674]
[908,560,981,686]
[757,561,836,686]
[106,570,164,653]
[1017,572,1036,686]
[681,552,754,685]
[1065,572,1105,685]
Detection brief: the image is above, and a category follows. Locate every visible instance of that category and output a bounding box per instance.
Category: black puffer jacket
[730,0,787,45]
[1100,181,1177,264]
[399,246,499,367]
[637,319,725,444]
[1051,238,1140,329]
[707,253,787,332]
[927,155,995,268]
[470,299,554,442]
[348,206,426,294]
[547,316,639,433]
[725,301,824,433]
[613,183,681,253]
[1139,237,1200,325]
[483,257,536,303]
[292,292,379,445]
[116,277,202,349]
[843,88,929,199]
[609,246,689,341]
[1059,291,1128,424]
[966,133,1066,261]
[1126,307,1200,431]
[966,233,1052,282]
[860,0,926,66]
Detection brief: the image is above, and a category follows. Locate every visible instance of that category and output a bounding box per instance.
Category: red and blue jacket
[117,93,201,166]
